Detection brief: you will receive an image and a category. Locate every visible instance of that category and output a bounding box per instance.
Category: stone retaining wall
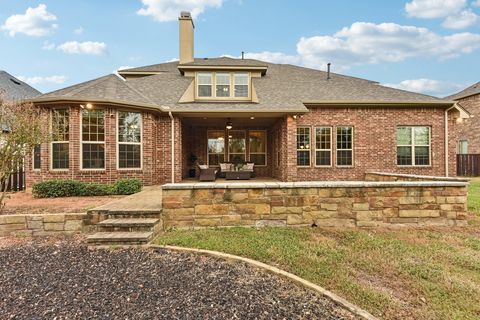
[0,213,89,237]
[365,172,469,182]
[162,181,468,229]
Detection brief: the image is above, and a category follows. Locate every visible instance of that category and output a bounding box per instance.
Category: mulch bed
[0,236,356,319]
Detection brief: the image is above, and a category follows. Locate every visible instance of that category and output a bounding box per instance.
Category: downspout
[168,111,175,183]
[444,105,456,177]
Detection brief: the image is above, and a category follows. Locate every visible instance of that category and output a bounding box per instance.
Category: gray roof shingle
[0,71,41,101]
[445,82,480,100]
[32,58,450,114]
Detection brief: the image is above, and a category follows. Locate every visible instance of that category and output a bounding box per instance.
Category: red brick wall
[284,106,459,181]
[455,94,480,153]
[26,104,177,187]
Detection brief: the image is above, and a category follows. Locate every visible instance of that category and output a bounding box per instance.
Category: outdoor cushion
[245,163,254,171]
[198,164,209,170]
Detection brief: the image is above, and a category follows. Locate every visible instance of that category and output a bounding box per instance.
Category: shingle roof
[0,71,41,101]
[445,82,480,100]
[32,58,450,114]
[33,74,158,109]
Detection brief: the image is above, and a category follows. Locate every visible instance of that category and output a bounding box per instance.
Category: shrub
[114,179,143,195]
[32,179,142,198]
[32,180,84,198]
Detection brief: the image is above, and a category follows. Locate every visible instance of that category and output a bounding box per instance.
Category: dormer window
[196,72,250,100]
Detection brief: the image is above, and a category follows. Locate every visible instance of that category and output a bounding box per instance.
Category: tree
[0,94,49,212]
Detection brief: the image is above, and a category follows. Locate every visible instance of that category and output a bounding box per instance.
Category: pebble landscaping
[0,236,356,319]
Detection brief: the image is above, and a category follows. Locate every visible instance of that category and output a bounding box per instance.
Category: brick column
[284,115,297,182]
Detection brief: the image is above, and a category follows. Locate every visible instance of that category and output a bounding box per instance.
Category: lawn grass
[155,181,480,319]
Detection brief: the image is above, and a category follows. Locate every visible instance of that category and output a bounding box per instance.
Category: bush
[32,179,142,198]
[113,179,143,195]
[32,180,84,198]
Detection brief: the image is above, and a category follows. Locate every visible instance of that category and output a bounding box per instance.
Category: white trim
[335,126,354,168]
[50,108,70,171]
[195,72,251,101]
[296,126,311,167]
[248,129,267,167]
[80,108,106,171]
[116,110,143,171]
[396,126,431,167]
[314,126,333,167]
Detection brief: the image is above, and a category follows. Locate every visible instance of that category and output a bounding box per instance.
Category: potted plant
[188,153,198,178]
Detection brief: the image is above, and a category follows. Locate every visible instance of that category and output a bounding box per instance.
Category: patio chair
[198,164,218,182]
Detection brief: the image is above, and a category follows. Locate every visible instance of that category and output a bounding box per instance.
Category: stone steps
[87,231,154,245]
[97,218,160,232]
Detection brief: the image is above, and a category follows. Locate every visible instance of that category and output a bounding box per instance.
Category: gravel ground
[0,236,356,320]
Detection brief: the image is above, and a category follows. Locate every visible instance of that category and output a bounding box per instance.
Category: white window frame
[297,126,311,167]
[336,126,354,167]
[80,108,106,171]
[197,72,213,98]
[32,144,41,171]
[314,126,332,167]
[228,130,247,163]
[458,140,468,155]
[207,130,225,166]
[195,72,251,100]
[116,111,143,170]
[50,108,70,171]
[248,130,267,167]
[396,126,431,167]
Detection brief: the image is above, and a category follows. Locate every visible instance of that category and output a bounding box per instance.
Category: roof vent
[180,11,191,18]
[10,78,21,85]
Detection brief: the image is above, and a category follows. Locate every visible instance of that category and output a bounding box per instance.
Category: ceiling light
[86,103,93,109]
[226,118,233,130]
[250,116,255,120]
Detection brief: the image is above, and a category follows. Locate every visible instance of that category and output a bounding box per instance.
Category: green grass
[155,180,480,319]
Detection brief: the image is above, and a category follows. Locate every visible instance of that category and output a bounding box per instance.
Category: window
[315,127,332,166]
[336,126,353,166]
[197,72,212,97]
[207,130,225,165]
[249,130,266,166]
[51,108,69,169]
[228,130,246,162]
[33,145,41,170]
[196,72,250,99]
[397,126,430,166]
[215,73,230,97]
[118,112,142,169]
[297,127,310,166]
[458,140,468,154]
[81,109,105,169]
[234,73,249,97]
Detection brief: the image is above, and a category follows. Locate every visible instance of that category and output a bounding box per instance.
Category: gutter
[168,111,175,183]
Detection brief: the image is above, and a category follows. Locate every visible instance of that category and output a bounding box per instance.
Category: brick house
[27,12,470,187]
[446,82,480,154]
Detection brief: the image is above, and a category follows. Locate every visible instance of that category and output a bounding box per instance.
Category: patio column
[284,115,297,182]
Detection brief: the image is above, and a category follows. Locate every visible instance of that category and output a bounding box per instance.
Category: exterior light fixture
[226,118,233,130]
[86,103,93,109]
[292,115,298,119]
[456,117,464,124]
[250,116,255,120]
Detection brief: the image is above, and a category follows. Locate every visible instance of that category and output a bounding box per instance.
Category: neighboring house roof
[31,58,451,114]
[445,82,480,100]
[0,70,41,101]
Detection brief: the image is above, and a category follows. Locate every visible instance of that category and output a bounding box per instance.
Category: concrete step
[87,231,154,245]
[96,218,160,232]
[106,210,162,219]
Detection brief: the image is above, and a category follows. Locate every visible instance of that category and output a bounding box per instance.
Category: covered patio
[179,114,291,181]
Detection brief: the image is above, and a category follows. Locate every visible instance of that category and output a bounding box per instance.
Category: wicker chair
[198,165,218,181]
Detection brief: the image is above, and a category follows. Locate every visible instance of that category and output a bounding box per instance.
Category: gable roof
[0,71,41,101]
[445,82,480,100]
[31,58,451,114]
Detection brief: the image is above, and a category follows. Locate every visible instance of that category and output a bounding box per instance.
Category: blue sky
[1,0,479,96]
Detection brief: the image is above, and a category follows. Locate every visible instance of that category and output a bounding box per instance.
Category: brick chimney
[179,11,194,64]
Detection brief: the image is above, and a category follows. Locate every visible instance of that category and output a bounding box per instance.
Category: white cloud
[74,26,84,35]
[57,41,107,55]
[137,0,223,22]
[16,75,66,85]
[442,9,480,28]
[1,4,58,37]
[405,0,467,18]
[42,41,55,50]
[475,0,480,7]
[237,22,480,71]
[382,78,464,96]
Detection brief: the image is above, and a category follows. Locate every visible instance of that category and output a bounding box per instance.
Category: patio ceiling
[181,115,281,127]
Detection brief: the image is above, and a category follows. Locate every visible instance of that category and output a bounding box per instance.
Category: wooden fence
[0,161,25,192]
[457,154,480,177]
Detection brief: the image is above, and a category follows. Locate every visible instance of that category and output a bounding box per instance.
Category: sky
[0,0,479,97]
